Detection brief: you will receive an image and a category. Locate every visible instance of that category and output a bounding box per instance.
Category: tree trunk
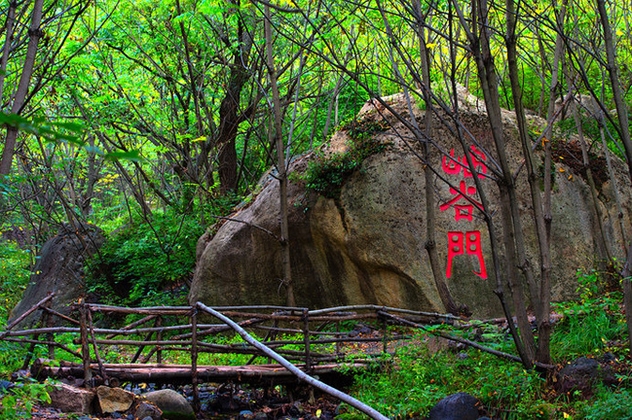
[414,1,460,315]
[0,0,44,175]
[453,0,535,366]
[0,1,16,101]
[217,16,253,194]
[505,0,553,364]
[264,4,295,307]
[595,0,632,358]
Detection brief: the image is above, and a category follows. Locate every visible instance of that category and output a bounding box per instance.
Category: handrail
[3,298,464,419]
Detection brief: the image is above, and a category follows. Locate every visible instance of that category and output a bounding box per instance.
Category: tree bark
[413,1,460,315]
[595,0,632,358]
[264,3,295,307]
[217,12,253,194]
[505,0,553,364]
[452,0,535,366]
[0,0,44,175]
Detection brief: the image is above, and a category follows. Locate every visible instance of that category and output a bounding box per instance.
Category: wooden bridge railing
[0,293,464,418]
[0,294,460,409]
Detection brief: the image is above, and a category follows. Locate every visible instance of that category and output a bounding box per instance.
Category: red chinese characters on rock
[440,146,488,279]
[439,180,484,221]
[446,231,487,279]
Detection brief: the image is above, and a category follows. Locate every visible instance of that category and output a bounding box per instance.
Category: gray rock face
[9,223,104,326]
[189,94,632,317]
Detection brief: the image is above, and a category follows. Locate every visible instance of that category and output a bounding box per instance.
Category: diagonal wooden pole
[196,303,388,420]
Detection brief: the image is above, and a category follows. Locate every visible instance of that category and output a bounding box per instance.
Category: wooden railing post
[44,299,54,359]
[87,309,108,384]
[79,304,92,384]
[156,315,163,364]
[303,308,311,372]
[381,308,388,354]
[190,307,200,413]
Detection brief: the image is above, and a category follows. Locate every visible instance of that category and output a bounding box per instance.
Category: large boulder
[9,223,104,327]
[189,93,632,317]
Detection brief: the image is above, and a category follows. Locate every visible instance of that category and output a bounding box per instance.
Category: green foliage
[0,378,52,419]
[0,113,84,146]
[85,210,204,308]
[338,333,546,419]
[579,386,632,420]
[300,119,389,198]
[0,240,32,324]
[0,238,34,378]
[551,269,626,361]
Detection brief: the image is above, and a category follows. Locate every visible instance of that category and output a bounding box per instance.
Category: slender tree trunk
[413,1,460,315]
[0,0,44,175]
[264,3,295,307]
[453,0,535,366]
[0,1,17,102]
[595,0,632,357]
[375,0,461,314]
[505,0,554,364]
[217,14,253,194]
[536,0,568,364]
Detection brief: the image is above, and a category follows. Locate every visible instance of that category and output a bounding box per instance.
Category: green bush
[0,379,52,419]
[0,240,32,324]
[85,210,203,308]
[551,269,627,360]
[301,119,389,199]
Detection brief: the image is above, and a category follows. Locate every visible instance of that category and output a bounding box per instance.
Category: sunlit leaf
[104,150,143,162]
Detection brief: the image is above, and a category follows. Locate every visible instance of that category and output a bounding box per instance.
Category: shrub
[551,269,626,360]
[300,119,389,199]
[0,379,52,419]
[85,210,203,308]
[0,240,32,324]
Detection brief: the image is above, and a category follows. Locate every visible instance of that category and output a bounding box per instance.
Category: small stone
[239,409,255,419]
[48,383,96,414]
[428,392,480,420]
[135,400,162,420]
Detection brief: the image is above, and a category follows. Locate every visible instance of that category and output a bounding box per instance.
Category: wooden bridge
[0,294,461,416]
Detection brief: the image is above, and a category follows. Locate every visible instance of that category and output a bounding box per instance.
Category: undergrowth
[84,210,203,308]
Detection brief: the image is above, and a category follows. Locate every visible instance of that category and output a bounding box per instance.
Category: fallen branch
[378,310,555,370]
[197,302,389,420]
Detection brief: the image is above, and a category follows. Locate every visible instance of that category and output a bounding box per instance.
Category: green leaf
[104,150,143,162]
